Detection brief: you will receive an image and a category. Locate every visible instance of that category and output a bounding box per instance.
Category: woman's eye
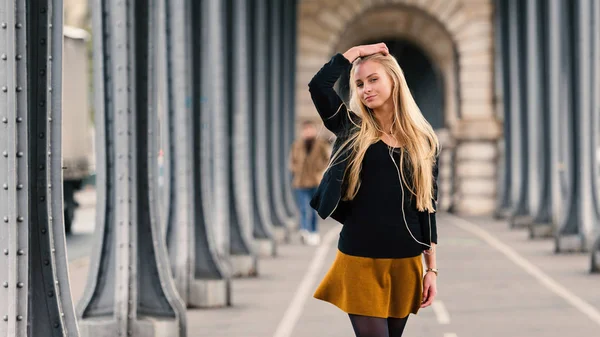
[370,78,377,82]
[357,83,363,88]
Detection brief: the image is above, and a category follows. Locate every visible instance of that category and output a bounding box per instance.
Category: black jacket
[307,53,356,223]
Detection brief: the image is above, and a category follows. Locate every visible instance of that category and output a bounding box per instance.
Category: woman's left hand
[420,272,437,308]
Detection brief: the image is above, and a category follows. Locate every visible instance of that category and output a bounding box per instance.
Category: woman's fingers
[358,42,388,57]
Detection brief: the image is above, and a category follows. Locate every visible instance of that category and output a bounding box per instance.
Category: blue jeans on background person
[295,187,318,233]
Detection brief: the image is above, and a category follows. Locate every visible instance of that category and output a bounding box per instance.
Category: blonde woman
[309,43,439,336]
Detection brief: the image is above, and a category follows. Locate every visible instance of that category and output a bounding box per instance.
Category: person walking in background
[289,120,331,246]
[308,42,439,337]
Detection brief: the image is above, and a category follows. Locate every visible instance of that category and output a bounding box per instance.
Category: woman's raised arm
[307,44,389,135]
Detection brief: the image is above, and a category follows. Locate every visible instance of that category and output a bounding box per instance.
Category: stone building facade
[295,0,501,215]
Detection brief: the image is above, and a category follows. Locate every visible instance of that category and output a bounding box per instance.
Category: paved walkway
[66,189,600,336]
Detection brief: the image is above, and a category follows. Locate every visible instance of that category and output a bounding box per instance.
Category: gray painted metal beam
[76,1,186,335]
[280,0,299,221]
[163,0,231,307]
[268,0,295,240]
[250,0,278,256]
[203,0,232,264]
[525,0,554,238]
[591,0,600,272]
[494,0,512,219]
[507,0,531,228]
[555,0,599,252]
[548,0,568,239]
[229,0,259,277]
[0,1,80,336]
[551,0,578,252]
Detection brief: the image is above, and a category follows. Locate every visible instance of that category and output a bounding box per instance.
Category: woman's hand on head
[343,43,389,63]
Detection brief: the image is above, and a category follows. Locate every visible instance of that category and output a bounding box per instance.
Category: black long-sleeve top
[309,53,438,259]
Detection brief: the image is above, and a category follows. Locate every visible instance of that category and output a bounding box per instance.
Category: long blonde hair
[330,53,439,212]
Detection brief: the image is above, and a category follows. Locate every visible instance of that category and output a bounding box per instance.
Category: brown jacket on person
[289,138,331,189]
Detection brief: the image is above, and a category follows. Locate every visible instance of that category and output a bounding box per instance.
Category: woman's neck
[373,103,395,133]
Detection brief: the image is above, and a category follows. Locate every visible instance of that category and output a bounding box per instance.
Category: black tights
[348,314,409,337]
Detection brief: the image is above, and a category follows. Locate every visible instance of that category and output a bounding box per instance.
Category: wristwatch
[425,268,438,276]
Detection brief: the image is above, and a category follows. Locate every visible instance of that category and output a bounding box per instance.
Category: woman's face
[354,60,393,110]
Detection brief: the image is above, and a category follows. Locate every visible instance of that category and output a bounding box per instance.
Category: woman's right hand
[343,43,389,63]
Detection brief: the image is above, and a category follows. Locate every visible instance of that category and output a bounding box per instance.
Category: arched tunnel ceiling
[296,0,501,142]
[333,5,455,74]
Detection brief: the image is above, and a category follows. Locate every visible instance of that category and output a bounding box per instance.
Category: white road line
[432,301,451,324]
[449,214,600,327]
[272,225,342,337]
[444,333,458,337]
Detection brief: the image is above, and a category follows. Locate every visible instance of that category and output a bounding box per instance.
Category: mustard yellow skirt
[313,250,424,319]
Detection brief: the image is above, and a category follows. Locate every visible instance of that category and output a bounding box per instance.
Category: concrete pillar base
[555,234,585,253]
[188,278,230,308]
[528,223,554,239]
[494,208,512,219]
[253,238,277,257]
[80,317,181,337]
[272,226,289,243]
[591,236,600,273]
[510,215,533,229]
[230,254,258,277]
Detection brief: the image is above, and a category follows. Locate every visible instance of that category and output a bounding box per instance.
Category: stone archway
[296,0,502,215]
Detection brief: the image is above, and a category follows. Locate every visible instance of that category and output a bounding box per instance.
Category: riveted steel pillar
[548,0,568,239]
[268,0,295,241]
[0,1,80,336]
[280,0,299,222]
[202,0,232,267]
[590,0,600,273]
[551,0,577,252]
[554,0,598,252]
[161,0,230,308]
[76,1,187,335]
[507,0,531,228]
[525,0,554,238]
[494,0,512,219]
[227,0,259,277]
[250,0,278,256]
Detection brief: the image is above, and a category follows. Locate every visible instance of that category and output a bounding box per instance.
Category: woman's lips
[365,95,376,101]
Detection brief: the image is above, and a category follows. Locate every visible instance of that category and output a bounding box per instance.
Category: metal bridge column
[268,0,295,240]
[547,0,569,246]
[507,0,531,228]
[250,0,278,256]
[203,0,232,268]
[494,0,512,219]
[590,0,600,273]
[554,0,599,253]
[160,0,231,308]
[76,1,187,335]
[280,0,300,222]
[525,0,554,238]
[228,0,260,277]
[0,1,80,336]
